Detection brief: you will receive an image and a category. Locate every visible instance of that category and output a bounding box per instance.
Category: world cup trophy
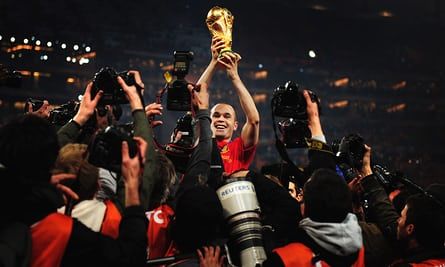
[206,6,234,57]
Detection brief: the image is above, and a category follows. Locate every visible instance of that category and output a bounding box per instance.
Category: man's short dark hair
[148,153,178,210]
[0,115,59,182]
[303,168,352,223]
[172,185,223,253]
[405,194,445,249]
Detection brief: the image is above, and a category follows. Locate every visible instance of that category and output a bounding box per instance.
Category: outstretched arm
[304,90,336,173]
[177,83,213,196]
[118,71,159,210]
[57,83,102,147]
[218,52,260,148]
[359,145,399,239]
[196,37,225,86]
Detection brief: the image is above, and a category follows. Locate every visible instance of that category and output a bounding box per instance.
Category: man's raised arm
[218,52,260,148]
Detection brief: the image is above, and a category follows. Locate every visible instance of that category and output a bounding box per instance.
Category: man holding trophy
[198,6,260,175]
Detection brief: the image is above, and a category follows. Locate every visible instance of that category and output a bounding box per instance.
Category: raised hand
[117,70,145,111]
[211,37,226,62]
[188,83,209,112]
[121,140,144,207]
[28,100,51,119]
[359,144,372,178]
[217,52,242,81]
[145,102,163,127]
[197,246,225,267]
[303,90,323,137]
[50,173,79,202]
[73,83,103,126]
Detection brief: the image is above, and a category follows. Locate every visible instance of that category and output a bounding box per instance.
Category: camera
[271,81,320,148]
[278,118,312,148]
[161,112,197,173]
[167,51,194,111]
[216,178,267,267]
[0,65,21,88]
[172,112,195,148]
[332,134,366,182]
[91,67,138,105]
[334,133,365,169]
[24,98,44,113]
[88,125,138,173]
[272,81,318,119]
[49,100,79,126]
[372,165,400,192]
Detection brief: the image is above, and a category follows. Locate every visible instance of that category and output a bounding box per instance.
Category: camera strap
[271,111,306,186]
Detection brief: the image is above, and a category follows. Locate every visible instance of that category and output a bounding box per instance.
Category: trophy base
[218,48,233,58]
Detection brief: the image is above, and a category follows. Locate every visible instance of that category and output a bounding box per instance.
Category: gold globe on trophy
[206,6,234,56]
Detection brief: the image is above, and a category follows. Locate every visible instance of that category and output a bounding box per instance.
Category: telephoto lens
[216,178,267,267]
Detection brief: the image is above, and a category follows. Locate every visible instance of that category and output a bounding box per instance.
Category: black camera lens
[278,118,311,148]
[25,98,44,113]
[48,101,79,126]
[96,106,108,117]
[337,133,365,169]
[92,67,138,105]
[88,125,137,172]
[272,81,308,119]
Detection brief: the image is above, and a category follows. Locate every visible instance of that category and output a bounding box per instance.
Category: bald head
[211,103,238,141]
[211,103,237,120]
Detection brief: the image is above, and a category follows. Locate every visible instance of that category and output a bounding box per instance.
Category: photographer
[257,87,372,266]
[299,96,397,266]
[171,82,225,256]
[0,115,148,267]
[116,71,161,211]
[144,83,227,265]
[197,37,260,174]
[358,146,445,266]
[56,71,158,211]
[301,90,337,176]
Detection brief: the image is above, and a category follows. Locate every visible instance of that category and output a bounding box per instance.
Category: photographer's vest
[410,259,445,267]
[146,204,176,259]
[274,242,365,267]
[101,200,121,239]
[30,213,72,267]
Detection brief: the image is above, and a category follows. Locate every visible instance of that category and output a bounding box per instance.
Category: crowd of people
[1,36,444,267]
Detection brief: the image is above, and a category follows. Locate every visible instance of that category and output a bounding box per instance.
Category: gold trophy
[206,6,234,56]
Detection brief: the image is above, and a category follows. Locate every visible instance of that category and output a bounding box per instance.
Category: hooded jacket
[265,213,365,267]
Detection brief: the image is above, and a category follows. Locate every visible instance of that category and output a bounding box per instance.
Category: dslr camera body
[24,98,81,126]
[271,81,320,148]
[48,100,80,126]
[160,112,197,174]
[24,98,44,113]
[332,133,366,182]
[91,67,139,105]
[167,51,194,111]
[88,125,138,173]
